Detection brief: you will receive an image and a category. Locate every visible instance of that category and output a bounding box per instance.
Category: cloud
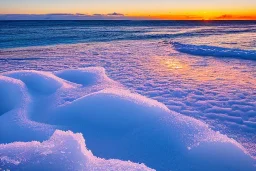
[75,13,88,16]
[93,14,104,16]
[0,13,127,20]
[1,13,254,20]
[214,14,256,20]
[147,14,203,20]
[215,14,233,19]
[107,12,124,16]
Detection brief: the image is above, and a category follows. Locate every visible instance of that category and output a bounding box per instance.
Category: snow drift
[0,130,153,171]
[0,67,255,171]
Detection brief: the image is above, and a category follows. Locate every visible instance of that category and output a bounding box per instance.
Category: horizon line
[0,13,255,21]
[1,19,256,21]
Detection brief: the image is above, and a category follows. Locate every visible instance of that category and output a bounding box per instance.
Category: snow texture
[0,68,255,171]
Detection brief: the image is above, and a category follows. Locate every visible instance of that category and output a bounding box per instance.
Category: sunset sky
[0,0,256,20]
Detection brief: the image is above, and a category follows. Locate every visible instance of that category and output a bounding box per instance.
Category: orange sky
[0,0,255,20]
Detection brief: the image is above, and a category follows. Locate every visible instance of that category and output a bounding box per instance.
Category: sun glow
[164,60,185,69]
[155,57,256,88]
[0,0,255,20]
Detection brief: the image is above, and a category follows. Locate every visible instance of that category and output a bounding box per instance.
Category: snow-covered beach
[0,67,255,170]
[0,21,256,170]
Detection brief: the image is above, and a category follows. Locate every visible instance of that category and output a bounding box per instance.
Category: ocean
[1,20,255,49]
[0,20,256,161]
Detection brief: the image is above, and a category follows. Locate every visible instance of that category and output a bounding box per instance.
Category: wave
[172,42,256,60]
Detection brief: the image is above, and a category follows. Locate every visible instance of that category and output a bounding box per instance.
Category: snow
[55,67,113,87]
[5,71,69,94]
[0,76,23,115]
[0,67,255,171]
[0,130,154,171]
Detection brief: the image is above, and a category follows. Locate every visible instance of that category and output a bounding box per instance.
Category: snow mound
[4,71,70,94]
[0,67,255,171]
[55,67,110,86]
[0,130,154,171]
[172,42,256,60]
[0,75,55,144]
[0,76,24,116]
[47,89,255,171]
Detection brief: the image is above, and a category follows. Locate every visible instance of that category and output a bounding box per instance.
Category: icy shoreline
[0,67,255,171]
[172,42,256,60]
